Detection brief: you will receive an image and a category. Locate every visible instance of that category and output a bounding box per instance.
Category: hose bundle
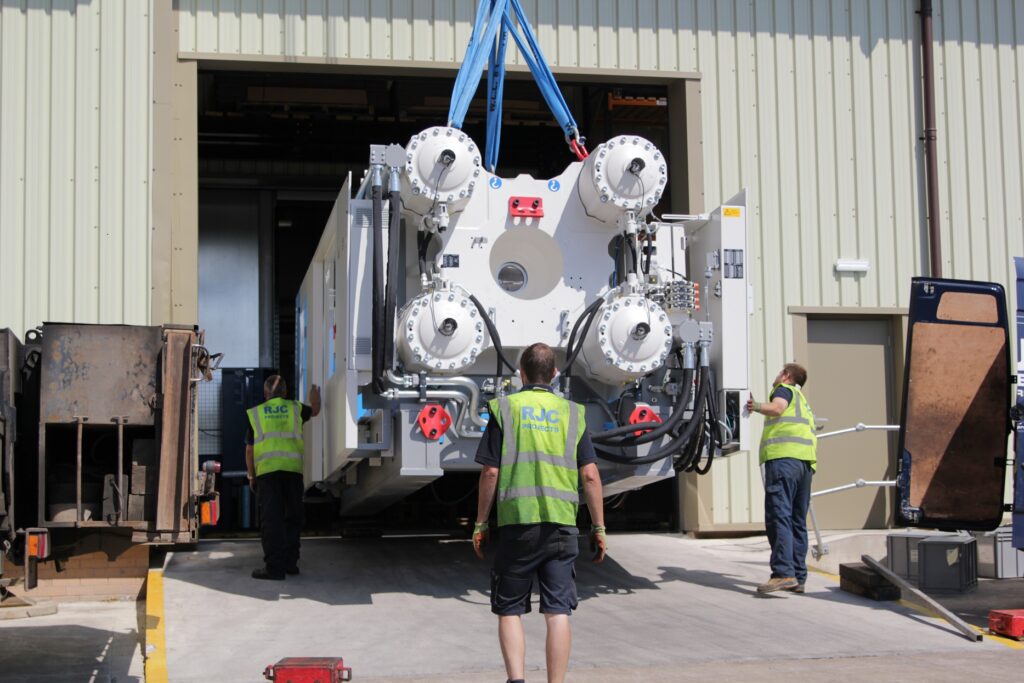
[591,360,718,473]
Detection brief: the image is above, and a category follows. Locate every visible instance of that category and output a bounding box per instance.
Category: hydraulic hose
[617,233,637,276]
[468,294,517,376]
[592,367,695,446]
[383,182,402,371]
[559,298,604,377]
[371,180,385,392]
[593,365,711,466]
[417,231,431,280]
[692,368,721,474]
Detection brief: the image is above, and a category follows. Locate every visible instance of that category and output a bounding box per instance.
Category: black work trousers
[256,470,304,575]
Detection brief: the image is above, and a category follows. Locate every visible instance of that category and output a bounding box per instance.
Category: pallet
[839,562,900,601]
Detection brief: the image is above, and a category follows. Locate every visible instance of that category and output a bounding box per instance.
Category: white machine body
[297,128,751,514]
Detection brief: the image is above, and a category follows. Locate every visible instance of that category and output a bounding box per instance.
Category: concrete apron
[158,534,1018,682]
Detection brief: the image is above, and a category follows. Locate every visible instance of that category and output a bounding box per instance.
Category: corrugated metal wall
[177,0,1024,527]
[0,0,153,337]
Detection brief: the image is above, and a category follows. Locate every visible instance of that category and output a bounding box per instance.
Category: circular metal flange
[396,289,486,374]
[582,295,672,384]
[577,135,667,224]
[402,126,482,215]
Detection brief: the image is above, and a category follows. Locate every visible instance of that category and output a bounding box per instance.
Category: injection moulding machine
[296,127,752,515]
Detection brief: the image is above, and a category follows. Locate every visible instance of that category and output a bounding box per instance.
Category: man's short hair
[264,375,288,398]
[783,363,807,387]
[520,343,556,384]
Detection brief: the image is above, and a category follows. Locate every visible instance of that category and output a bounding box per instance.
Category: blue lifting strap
[447,0,587,172]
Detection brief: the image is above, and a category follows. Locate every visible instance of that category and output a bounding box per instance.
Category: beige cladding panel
[0,0,154,336]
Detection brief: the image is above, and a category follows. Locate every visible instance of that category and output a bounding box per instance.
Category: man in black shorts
[473,343,607,683]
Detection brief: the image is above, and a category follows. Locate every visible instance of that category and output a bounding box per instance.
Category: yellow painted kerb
[145,568,169,682]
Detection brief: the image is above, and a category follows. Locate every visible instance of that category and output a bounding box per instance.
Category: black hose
[371,182,385,392]
[676,367,719,473]
[592,368,695,446]
[383,187,402,371]
[593,365,710,466]
[622,234,638,275]
[559,298,604,377]
[693,369,720,474]
[417,231,431,280]
[468,294,517,375]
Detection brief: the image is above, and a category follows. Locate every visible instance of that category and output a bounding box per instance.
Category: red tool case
[264,657,352,682]
[988,609,1024,640]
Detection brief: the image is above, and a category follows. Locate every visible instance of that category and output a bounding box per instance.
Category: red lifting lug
[628,404,663,437]
[417,403,453,441]
[509,196,544,218]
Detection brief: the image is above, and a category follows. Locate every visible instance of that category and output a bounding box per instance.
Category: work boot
[756,577,798,593]
[252,567,285,581]
[786,583,805,594]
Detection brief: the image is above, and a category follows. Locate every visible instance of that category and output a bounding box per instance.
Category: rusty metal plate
[40,324,163,425]
[898,279,1010,530]
[156,328,198,533]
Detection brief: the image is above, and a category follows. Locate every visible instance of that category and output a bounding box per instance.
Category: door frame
[790,306,909,527]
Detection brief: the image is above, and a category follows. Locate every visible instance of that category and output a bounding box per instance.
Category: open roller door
[897,278,1012,530]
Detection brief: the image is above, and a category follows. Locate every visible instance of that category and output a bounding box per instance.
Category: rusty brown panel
[904,322,1007,523]
[936,292,999,324]
[39,324,162,424]
[155,328,197,532]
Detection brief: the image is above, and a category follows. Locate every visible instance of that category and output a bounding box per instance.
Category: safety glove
[472,521,489,559]
[590,525,607,563]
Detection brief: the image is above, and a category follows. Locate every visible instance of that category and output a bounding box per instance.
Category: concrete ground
[0,600,145,682]
[157,533,1022,682]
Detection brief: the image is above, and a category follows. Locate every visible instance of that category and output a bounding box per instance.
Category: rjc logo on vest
[521,406,560,424]
[263,405,289,415]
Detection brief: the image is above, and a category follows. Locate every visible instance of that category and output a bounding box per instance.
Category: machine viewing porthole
[497,262,528,292]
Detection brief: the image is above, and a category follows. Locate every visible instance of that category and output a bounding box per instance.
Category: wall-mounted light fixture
[835,259,870,273]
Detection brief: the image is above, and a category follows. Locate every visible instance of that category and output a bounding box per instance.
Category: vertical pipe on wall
[920,0,942,277]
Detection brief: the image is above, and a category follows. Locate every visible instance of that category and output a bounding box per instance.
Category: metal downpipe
[920,0,942,277]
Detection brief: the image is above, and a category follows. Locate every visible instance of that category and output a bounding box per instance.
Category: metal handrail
[817,422,899,440]
[806,422,900,559]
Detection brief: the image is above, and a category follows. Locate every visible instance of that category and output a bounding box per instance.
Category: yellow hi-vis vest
[248,398,305,477]
[488,388,586,527]
[759,383,817,471]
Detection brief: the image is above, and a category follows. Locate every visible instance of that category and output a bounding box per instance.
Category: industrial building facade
[1,0,1021,531]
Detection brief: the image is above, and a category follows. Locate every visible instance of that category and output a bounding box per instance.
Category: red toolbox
[264,658,352,682]
[988,609,1024,640]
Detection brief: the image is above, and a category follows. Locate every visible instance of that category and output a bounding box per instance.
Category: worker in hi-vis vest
[473,342,606,683]
[746,363,817,594]
[245,375,320,581]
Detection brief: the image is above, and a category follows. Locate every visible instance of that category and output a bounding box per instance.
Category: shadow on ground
[0,623,140,682]
[165,536,672,607]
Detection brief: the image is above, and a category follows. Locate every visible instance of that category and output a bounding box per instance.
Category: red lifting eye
[417,403,452,441]
[508,196,544,218]
[628,404,663,437]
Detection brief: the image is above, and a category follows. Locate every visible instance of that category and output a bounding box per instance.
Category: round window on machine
[497,262,528,293]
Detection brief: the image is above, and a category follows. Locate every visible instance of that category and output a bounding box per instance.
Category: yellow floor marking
[807,565,840,582]
[813,566,1023,650]
[144,568,169,682]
